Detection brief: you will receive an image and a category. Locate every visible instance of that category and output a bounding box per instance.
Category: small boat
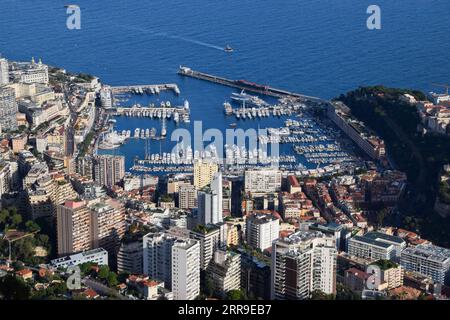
[224,45,234,52]
[229,123,237,128]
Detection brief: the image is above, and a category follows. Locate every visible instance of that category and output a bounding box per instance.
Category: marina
[99,67,359,176]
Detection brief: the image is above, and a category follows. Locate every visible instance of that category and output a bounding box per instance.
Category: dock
[177,66,325,103]
[110,83,180,95]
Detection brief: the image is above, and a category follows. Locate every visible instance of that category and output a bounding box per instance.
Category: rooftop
[402,244,450,264]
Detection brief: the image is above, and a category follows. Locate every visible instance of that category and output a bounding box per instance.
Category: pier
[110,83,180,95]
[110,103,191,123]
[178,66,326,103]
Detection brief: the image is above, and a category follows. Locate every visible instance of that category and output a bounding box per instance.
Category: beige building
[193,159,218,189]
[89,198,126,257]
[27,174,77,220]
[94,155,125,188]
[57,200,91,256]
[179,184,197,209]
[11,135,27,153]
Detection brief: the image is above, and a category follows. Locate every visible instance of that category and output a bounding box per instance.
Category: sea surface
[1,0,449,170]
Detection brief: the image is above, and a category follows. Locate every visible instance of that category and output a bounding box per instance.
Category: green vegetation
[373,259,398,270]
[438,180,450,205]
[78,130,95,157]
[0,207,50,264]
[225,289,248,300]
[76,73,95,83]
[0,275,31,300]
[159,194,174,202]
[78,263,118,288]
[310,289,335,300]
[335,283,361,300]
[337,86,450,246]
[192,224,217,234]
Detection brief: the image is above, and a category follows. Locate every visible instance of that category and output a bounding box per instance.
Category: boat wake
[121,25,224,51]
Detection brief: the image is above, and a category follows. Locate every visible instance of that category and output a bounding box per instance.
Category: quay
[110,83,180,95]
[178,66,325,103]
[113,105,189,117]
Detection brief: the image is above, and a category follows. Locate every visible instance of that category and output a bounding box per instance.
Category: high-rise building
[239,248,271,300]
[89,198,126,261]
[206,250,241,298]
[197,172,223,225]
[0,161,12,200]
[0,58,9,85]
[190,224,222,270]
[347,232,406,262]
[271,231,337,300]
[143,232,178,288]
[117,235,144,275]
[246,214,280,251]
[172,239,201,300]
[143,231,200,299]
[193,159,218,189]
[244,169,282,194]
[99,87,112,108]
[0,86,18,133]
[57,200,91,256]
[26,174,78,220]
[93,155,125,188]
[401,244,450,285]
[179,184,197,209]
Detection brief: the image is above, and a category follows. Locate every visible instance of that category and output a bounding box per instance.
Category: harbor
[98,66,360,177]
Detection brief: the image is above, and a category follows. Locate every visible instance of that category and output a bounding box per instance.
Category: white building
[0,86,18,132]
[244,169,282,194]
[401,244,450,285]
[348,231,406,262]
[0,58,9,85]
[143,232,177,288]
[50,248,108,269]
[172,239,200,300]
[99,87,113,108]
[271,231,337,300]
[190,225,222,270]
[246,214,279,251]
[198,172,223,225]
[206,250,241,297]
[13,59,49,84]
[117,240,143,275]
[0,162,12,201]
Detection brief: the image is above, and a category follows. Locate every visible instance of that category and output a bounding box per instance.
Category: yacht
[224,45,234,52]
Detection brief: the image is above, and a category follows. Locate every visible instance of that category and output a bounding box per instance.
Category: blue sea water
[1,0,450,169]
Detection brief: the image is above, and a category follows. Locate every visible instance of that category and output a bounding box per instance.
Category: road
[82,277,129,300]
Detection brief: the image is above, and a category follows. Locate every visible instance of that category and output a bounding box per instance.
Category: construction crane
[431,83,450,95]
[3,230,38,267]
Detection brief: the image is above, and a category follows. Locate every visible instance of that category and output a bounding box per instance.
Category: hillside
[336,86,450,246]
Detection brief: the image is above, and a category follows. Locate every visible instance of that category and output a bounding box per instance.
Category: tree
[376,209,388,227]
[0,275,31,300]
[25,221,40,233]
[106,272,118,287]
[226,289,247,300]
[310,289,335,300]
[98,265,110,280]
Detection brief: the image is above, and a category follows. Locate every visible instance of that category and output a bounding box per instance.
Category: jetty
[110,83,180,95]
[177,66,325,103]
